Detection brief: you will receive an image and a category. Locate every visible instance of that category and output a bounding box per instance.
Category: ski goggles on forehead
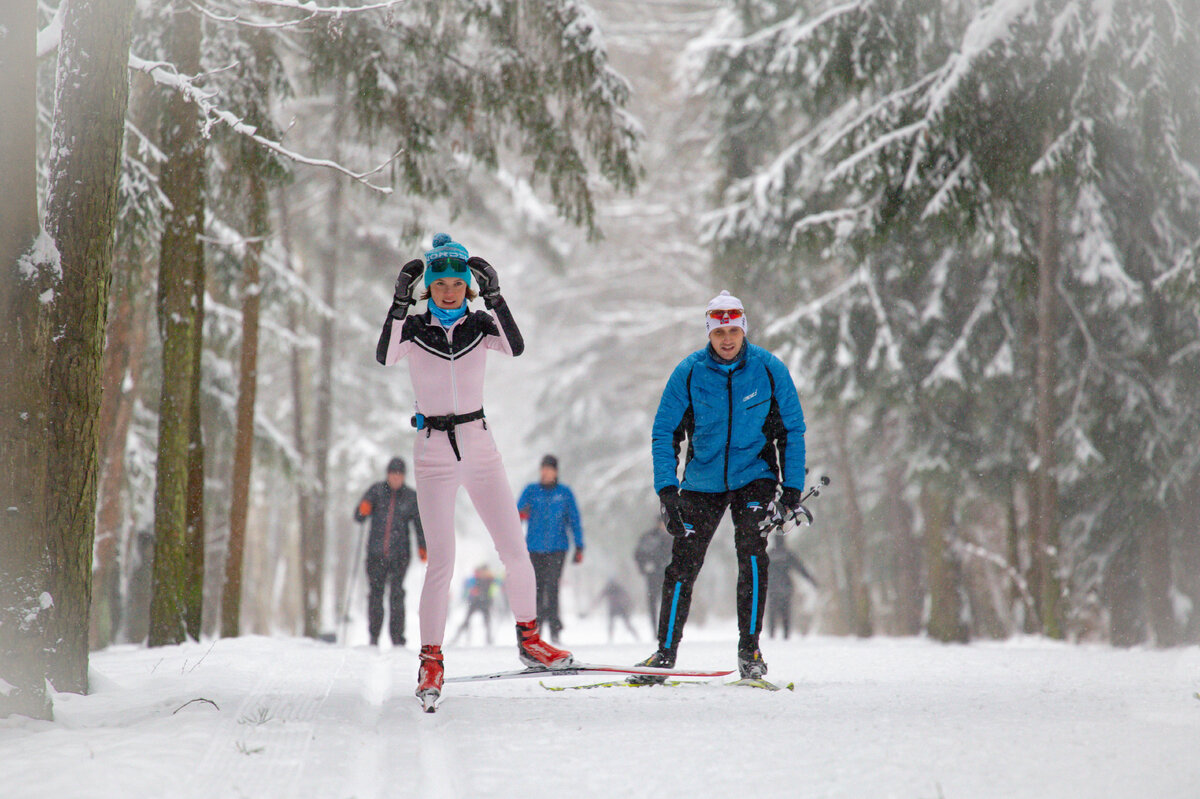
[706,308,744,320]
[427,256,467,273]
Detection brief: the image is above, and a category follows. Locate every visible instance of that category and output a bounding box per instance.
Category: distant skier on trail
[580,577,639,642]
[517,454,585,642]
[631,290,810,684]
[353,456,426,647]
[377,233,574,708]
[765,535,818,639]
[633,519,672,630]
[451,564,499,645]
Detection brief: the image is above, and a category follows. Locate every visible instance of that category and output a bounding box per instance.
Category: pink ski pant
[412,421,536,645]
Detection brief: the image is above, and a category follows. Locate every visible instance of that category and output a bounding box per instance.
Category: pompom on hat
[423,233,471,287]
[705,290,748,335]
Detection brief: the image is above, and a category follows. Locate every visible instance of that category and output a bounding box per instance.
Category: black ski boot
[626,649,676,685]
[737,648,768,680]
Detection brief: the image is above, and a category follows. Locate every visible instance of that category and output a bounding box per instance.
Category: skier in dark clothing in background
[632,291,810,684]
[633,520,672,630]
[766,536,818,639]
[582,578,639,642]
[354,456,426,647]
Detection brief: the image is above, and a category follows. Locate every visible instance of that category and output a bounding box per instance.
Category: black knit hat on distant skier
[386,456,406,474]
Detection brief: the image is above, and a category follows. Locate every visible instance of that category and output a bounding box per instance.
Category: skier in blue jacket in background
[517,454,585,642]
[631,290,810,683]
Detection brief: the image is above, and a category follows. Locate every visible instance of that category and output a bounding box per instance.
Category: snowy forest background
[2,0,1199,720]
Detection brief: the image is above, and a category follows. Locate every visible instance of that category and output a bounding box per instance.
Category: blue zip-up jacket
[652,343,806,494]
[517,482,585,553]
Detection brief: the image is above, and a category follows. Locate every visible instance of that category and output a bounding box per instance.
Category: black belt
[411,409,486,461]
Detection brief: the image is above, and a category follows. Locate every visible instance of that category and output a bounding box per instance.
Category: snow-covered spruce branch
[193,0,406,30]
[252,0,407,15]
[950,537,1036,615]
[128,53,398,194]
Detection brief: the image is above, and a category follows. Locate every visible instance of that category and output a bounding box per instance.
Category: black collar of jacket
[401,308,498,360]
[704,341,748,372]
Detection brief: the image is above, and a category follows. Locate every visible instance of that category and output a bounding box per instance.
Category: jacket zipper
[442,322,459,414]
[724,371,733,491]
[384,490,397,559]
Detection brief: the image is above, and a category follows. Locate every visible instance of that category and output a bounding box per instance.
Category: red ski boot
[415,645,444,712]
[516,620,574,669]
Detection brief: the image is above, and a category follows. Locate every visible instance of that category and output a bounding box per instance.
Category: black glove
[658,486,692,538]
[467,256,502,304]
[390,259,425,318]
[778,486,813,531]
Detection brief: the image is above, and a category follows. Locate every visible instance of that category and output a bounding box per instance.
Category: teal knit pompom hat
[423,233,471,287]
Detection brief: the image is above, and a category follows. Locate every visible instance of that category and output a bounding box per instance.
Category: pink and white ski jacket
[379,299,524,416]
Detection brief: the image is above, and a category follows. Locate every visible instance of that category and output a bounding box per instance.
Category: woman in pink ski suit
[376,233,573,703]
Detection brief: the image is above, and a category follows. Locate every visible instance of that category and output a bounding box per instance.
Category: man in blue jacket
[631,291,810,682]
[517,455,585,642]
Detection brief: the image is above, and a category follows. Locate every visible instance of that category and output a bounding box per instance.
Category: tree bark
[1032,144,1064,639]
[312,85,347,639]
[42,0,136,692]
[91,253,152,649]
[149,0,205,646]
[222,160,270,637]
[922,479,968,643]
[278,191,322,638]
[0,0,55,721]
[1139,509,1177,647]
[885,460,922,635]
[833,408,872,637]
[184,217,207,640]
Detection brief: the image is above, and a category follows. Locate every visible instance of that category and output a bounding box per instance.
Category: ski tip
[417,690,441,712]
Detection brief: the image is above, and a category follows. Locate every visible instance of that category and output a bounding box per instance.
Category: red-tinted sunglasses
[706,308,744,320]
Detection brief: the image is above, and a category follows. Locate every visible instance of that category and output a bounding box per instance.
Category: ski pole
[339,519,368,644]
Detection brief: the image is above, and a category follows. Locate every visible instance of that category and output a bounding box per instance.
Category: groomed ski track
[4,632,1199,798]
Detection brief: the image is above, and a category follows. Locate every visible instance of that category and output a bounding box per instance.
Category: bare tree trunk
[91,252,152,649]
[1140,509,1177,646]
[42,0,136,692]
[222,161,270,637]
[149,0,205,646]
[833,408,872,637]
[311,86,348,639]
[1104,539,1146,646]
[885,460,922,635]
[922,479,968,643]
[1032,147,1064,639]
[185,256,206,639]
[0,0,55,720]
[278,190,321,637]
[1174,474,1200,644]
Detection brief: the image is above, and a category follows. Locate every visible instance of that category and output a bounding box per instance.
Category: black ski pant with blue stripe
[655,478,775,656]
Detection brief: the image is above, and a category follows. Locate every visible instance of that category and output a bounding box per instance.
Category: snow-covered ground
[3,621,1198,799]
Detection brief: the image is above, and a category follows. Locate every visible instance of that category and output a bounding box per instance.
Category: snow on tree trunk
[0,0,55,721]
[42,0,136,692]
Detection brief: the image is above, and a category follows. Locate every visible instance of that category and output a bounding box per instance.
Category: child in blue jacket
[632,291,810,682]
